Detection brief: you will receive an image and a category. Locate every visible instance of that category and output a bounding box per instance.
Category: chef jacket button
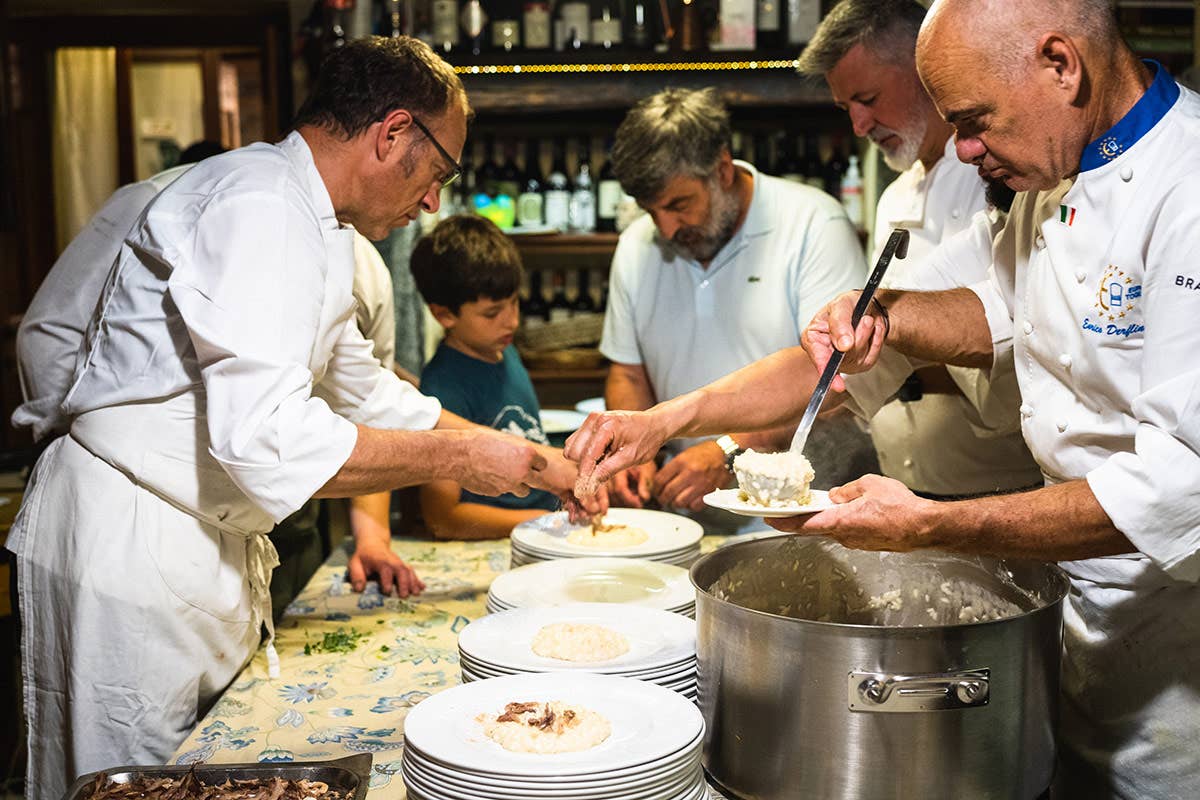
[1057,420,1069,433]
[699,279,710,289]
[1076,270,1087,283]
[1120,166,1134,182]
[903,458,914,468]
[1058,354,1072,369]
[951,209,961,219]
[1022,321,1034,335]
[1020,403,1033,417]
[1035,234,1046,249]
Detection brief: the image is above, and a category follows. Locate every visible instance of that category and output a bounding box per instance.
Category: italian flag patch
[1059,205,1077,226]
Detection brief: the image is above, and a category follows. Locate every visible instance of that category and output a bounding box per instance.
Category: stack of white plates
[402,672,706,800]
[458,604,697,701]
[487,558,697,618]
[511,509,703,568]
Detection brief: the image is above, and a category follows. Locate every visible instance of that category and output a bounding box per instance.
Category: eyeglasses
[411,115,463,188]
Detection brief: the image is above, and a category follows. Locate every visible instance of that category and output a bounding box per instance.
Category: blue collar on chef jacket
[1079,60,1180,173]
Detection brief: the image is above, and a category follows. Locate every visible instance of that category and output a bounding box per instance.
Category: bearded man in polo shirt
[598,87,874,533]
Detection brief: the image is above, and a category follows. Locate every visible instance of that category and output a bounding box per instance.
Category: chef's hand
[527,445,610,520]
[607,462,658,508]
[563,484,610,523]
[565,410,670,498]
[349,538,425,598]
[766,474,937,552]
[654,441,732,512]
[459,429,548,497]
[801,290,889,393]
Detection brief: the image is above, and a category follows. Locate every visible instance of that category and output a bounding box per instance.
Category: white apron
[11,224,359,800]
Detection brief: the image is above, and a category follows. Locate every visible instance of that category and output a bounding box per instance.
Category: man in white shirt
[568,1,1200,795]
[8,37,590,799]
[600,88,871,532]
[14,162,423,609]
[798,0,1042,497]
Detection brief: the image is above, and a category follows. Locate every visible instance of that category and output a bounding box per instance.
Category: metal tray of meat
[61,753,372,800]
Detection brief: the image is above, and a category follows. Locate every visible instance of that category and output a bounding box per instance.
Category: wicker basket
[516,314,604,351]
[519,347,608,371]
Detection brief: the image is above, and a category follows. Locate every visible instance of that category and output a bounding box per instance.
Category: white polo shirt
[601,161,866,403]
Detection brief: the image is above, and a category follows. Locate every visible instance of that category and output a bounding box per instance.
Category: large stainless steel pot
[691,535,1069,800]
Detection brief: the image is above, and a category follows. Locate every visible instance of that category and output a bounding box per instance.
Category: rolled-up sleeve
[1087,202,1200,582]
[167,189,366,521]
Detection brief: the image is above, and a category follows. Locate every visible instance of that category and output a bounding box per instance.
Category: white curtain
[52,47,119,252]
[131,60,205,180]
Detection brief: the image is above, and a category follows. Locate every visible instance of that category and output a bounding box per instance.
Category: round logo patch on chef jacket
[1081,264,1144,340]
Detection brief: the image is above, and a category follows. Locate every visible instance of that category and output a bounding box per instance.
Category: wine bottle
[592,0,622,49]
[544,139,572,231]
[432,0,460,51]
[824,136,848,200]
[571,269,599,318]
[475,134,501,198]
[523,0,551,48]
[548,271,572,322]
[596,141,622,233]
[802,134,825,191]
[628,0,652,48]
[841,154,864,228]
[569,139,597,233]
[497,140,523,201]
[755,0,782,49]
[517,140,545,227]
[523,270,550,328]
[785,0,820,47]
[460,0,488,55]
[778,133,804,183]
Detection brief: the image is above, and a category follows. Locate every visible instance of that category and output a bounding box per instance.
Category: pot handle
[848,668,990,712]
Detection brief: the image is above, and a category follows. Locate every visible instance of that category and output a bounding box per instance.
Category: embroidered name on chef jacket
[1174,275,1200,292]
[1081,265,1144,339]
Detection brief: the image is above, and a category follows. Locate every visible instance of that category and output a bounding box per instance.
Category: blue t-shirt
[420,342,559,511]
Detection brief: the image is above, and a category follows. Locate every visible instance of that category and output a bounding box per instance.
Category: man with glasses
[8,36,594,799]
[598,87,874,532]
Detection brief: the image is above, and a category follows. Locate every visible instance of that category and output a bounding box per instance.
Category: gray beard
[671,183,742,263]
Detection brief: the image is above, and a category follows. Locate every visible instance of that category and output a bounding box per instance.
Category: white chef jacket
[865,137,1043,495]
[7,131,439,798]
[969,65,1200,798]
[13,164,191,442]
[600,161,868,531]
[15,166,398,440]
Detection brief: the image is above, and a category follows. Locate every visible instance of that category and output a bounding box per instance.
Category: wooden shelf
[528,368,609,382]
[509,232,619,258]
[451,49,835,114]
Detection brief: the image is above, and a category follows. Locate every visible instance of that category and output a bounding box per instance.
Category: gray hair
[610,88,731,203]
[797,0,929,76]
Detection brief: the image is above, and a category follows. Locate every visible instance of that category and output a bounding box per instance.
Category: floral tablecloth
[172,535,735,798]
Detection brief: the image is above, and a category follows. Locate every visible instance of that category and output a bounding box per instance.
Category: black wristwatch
[715,435,745,473]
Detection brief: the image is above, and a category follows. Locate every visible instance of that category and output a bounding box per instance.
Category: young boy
[410,215,561,539]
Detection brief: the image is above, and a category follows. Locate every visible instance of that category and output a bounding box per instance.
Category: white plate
[702,488,834,518]
[574,396,606,415]
[489,558,696,612]
[513,509,703,560]
[402,754,701,800]
[402,673,704,778]
[540,409,589,435]
[458,603,695,674]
